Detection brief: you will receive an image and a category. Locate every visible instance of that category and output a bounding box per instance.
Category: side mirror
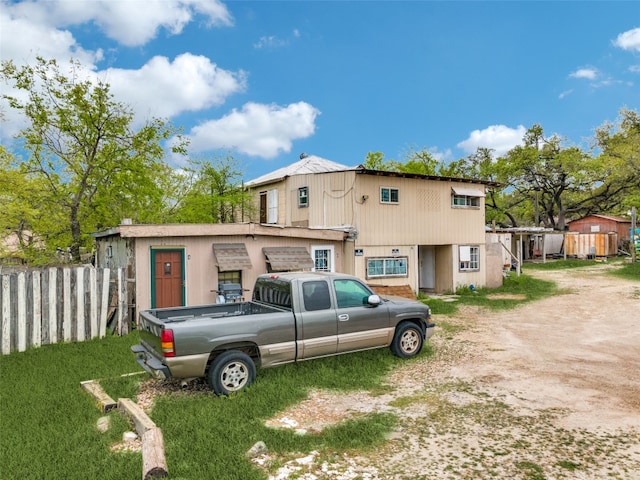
[367,294,382,306]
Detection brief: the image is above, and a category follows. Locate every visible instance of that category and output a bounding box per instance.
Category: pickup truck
[132,272,434,395]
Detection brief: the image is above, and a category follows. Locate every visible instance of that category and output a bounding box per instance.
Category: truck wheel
[391,323,423,358]
[207,351,256,395]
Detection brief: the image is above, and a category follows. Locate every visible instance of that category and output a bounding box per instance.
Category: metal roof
[245,155,352,187]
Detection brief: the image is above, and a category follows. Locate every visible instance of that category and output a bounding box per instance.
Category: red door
[153,250,184,308]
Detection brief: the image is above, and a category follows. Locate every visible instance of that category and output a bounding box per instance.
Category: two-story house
[246,154,497,294]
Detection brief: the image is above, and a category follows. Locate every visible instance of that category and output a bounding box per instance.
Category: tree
[1,57,185,262]
[495,125,600,230]
[362,151,402,171]
[398,148,439,175]
[173,153,253,224]
[592,107,640,213]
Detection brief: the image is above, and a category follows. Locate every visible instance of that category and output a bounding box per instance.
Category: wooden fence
[0,266,129,355]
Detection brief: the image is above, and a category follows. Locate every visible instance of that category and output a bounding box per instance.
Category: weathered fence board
[0,266,128,355]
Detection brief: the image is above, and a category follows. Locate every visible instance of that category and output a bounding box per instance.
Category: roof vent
[299,152,309,159]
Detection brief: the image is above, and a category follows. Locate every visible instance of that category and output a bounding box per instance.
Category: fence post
[1,275,10,355]
[47,268,57,344]
[90,267,98,339]
[17,272,26,352]
[99,268,110,338]
[32,271,41,349]
[63,268,71,342]
[117,268,128,335]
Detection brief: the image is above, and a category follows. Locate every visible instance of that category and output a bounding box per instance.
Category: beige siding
[284,171,356,228]
[246,170,489,293]
[354,177,485,245]
[133,234,345,311]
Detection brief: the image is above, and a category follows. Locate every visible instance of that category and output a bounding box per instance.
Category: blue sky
[1,1,639,181]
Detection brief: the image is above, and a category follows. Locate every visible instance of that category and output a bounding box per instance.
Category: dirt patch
[260,265,640,479]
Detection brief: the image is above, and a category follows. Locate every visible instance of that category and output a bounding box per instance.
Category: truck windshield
[253,278,292,308]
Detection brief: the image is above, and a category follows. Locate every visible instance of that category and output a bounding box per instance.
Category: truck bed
[141,301,288,324]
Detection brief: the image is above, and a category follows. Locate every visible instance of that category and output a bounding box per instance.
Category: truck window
[302,281,331,311]
[253,278,292,308]
[334,279,373,308]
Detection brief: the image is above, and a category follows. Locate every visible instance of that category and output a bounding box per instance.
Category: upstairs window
[452,195,480,207]
[451,187,484,208]
[380,187,399,204]
[298,186,309,207]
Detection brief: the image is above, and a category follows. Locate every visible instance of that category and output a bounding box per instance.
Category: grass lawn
[0,331,425,479]
[0,335,143,480]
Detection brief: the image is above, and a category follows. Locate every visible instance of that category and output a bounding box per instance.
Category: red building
[567,215,632,243]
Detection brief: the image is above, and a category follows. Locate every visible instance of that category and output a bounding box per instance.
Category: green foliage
[593,107,640,212]
[1,57,186,262]
[522,259,598,270]
[422,272,558,313]
[609,260,640,280]
[172,153,253,223]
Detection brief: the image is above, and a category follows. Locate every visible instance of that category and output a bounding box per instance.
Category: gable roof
[246,154,351,187]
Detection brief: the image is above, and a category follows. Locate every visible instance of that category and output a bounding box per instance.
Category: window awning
[452,186,485,197]
[262,246,314,271]
[212,243,252,271]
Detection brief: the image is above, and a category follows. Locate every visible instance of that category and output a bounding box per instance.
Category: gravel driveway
[264,264,640,479]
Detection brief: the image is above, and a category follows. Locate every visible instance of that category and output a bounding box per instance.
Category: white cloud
[630,65,640,73]
[102,54,246,120]
[457,125,526,158]
[0,8,100,66]
[613,27,640,52]
[254,35,289,49]
[1,0,232,48]
[559,89,573,99]
[187,102,320,158]
[569,68,598,80]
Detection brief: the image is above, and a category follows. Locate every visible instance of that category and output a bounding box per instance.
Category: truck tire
[390,322,423,358]
[207,351,256,395]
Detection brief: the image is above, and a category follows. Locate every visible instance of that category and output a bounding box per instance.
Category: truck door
[297,280,337,358]
[333,278,391,353]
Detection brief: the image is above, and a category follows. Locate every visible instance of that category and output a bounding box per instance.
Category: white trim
[311,245,335,272]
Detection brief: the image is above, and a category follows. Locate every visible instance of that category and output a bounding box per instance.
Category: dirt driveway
[264,265,640,479]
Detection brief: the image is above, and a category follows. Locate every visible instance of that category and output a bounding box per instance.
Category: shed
[567,215,631,243]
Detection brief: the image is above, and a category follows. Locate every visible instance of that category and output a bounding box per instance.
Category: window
[451,187,483,208]
[298,186,309,207]
[302,281,331,311]
[334,279,374,308]
[267,188,278,223]
[366,257,408,278]
[218,270,241,285]
[452,195,480,207]
[459,246,480,271]
[380,187,399,204]
[311,245,334,272]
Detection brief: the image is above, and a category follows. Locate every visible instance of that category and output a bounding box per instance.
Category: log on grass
[142,427,168,479]
[118,397,156,435]
[80,380,117,412]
